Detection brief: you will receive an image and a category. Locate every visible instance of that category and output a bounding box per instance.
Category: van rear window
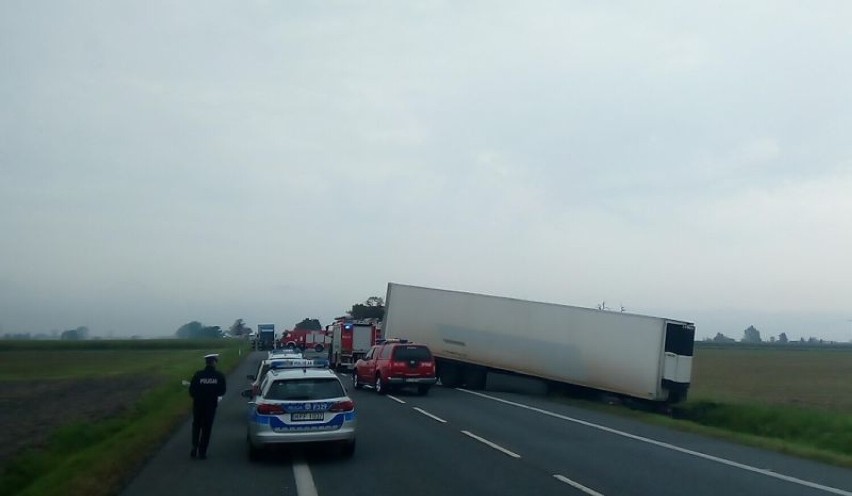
[392,346,432,361]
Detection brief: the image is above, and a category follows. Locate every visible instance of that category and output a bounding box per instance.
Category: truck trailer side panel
[383,283,694,402]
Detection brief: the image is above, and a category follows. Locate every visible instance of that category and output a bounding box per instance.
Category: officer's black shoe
[190,448,197,458]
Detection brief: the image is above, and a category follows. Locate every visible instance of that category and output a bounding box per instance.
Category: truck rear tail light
[256,404,286,415]
[329,400,355,412]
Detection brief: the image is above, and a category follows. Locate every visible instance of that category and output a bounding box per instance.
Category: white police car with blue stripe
[242,359,356,459]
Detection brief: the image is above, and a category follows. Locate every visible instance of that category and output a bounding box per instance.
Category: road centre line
[553,475,606,496]
[293,458,318,496]
[461,430,521,458]
[387,395,406,404]
[413,407,447,423]
[457,389,852,496]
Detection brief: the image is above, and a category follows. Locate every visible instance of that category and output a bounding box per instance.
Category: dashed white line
[457,389,852,496]
[461,430,521,458]
[554,475,606,496]
[292,458,318,496]
[413,407,447,423]
[387,394,406,404]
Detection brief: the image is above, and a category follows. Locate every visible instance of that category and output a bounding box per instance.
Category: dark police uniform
[189,354,227,459]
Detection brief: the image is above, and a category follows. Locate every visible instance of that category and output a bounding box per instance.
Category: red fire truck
[280,328,331,352]
[327,319,382,371]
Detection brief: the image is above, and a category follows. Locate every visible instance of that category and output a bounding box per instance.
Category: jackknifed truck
[382,283,695,403]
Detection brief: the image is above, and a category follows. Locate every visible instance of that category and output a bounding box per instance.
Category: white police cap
[204,353,219,360]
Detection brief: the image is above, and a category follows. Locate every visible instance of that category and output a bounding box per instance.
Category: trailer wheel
[463,366,487,390]
[314,344,324,353]
[438,362,462,388]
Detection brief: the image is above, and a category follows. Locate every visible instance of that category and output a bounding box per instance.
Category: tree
[741,325,762,343]
[365,296,384,307]
[229,319,249,336]
[175,321,222,339]
[349,296,385,320]
[778,332,788,344]
[712,332,736,343]
[60,326,89,340]
[294,318,322,330]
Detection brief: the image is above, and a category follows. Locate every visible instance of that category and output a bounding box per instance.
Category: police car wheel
[247,436,262,462]
[341,440,356,458]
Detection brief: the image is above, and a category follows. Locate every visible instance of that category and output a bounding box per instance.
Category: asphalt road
[121,351,852,496]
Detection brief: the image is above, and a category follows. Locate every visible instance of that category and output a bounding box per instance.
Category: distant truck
[382,283,695,404]
[257,324,276,351]
[327,320,382,371]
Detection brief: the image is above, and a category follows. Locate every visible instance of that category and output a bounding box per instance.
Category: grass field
[662,344,852,466]
[0,339,247,496]
[690,344,852,413]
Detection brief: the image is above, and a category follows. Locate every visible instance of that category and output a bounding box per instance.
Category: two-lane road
[122,352,852,496]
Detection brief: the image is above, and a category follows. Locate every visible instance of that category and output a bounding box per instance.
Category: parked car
[242,359,356,459]
[353,339,437,395]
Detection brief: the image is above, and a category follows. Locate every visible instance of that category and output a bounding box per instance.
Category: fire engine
[327,319,382,371]
[280,328,331,352]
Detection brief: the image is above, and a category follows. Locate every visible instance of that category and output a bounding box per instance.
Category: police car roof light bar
[269,359,329,370]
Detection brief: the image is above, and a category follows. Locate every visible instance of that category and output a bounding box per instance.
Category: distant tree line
[706,325,843,345]
[294,318,322,330]
[175,321,222,339]
[348,296,385,320]
[61,326,90,340]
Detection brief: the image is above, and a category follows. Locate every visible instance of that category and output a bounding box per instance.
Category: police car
[268,348,303,360]
[248,356,331,396]
[242,359,356,460]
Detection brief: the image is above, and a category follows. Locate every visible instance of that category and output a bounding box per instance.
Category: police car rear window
[266,378,345,401]
[392,346,432,361]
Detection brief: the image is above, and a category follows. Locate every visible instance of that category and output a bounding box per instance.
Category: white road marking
[387,394,406,404]
[292,458,318,496]
[553,475,606,496]
[457,389,852,496]
[461,430,521,458]
[413,407,447,423]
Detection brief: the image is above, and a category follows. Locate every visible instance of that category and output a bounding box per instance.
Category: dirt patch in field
[0,375,165,464]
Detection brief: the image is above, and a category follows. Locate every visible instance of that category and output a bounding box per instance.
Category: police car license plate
[291,412,324,421]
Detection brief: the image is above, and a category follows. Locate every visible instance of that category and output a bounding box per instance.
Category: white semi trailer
[383,283,695,403]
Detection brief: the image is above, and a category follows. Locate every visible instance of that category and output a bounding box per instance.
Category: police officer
[189,353,226,460]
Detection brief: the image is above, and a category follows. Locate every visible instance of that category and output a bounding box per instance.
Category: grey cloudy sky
[2,1,851,341]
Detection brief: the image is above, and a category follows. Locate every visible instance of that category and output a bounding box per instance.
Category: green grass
[674,401,852,456]
[0,338,234,352]
[556,345,852,467]
[0,338,248,496]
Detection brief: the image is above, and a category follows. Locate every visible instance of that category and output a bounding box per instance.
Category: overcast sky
[2,1,851,341]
